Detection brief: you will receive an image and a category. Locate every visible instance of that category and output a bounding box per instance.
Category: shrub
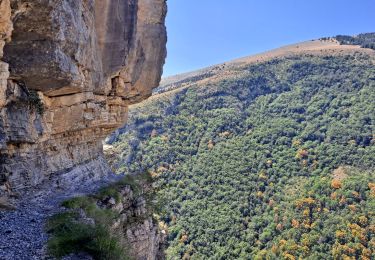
[28,89,45,115]
[46,176,147,259]
[47,212,128,259]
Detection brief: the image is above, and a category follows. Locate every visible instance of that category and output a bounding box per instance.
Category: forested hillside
[107,45,375,259]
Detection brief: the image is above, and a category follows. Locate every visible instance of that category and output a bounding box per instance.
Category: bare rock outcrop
[0,0,167,195]
[98,182,165,260]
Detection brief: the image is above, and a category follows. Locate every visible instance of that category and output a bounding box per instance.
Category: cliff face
[0,0,167,194]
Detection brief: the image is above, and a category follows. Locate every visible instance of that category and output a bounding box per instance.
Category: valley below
[107,35,375,259]
[0,1,374,257]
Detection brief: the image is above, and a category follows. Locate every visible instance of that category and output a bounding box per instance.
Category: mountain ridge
[155,34,375,96]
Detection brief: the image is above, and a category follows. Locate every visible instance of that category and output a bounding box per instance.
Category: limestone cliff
[0,0,167,195]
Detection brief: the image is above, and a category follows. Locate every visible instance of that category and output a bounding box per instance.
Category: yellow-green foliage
[110,52,375,259]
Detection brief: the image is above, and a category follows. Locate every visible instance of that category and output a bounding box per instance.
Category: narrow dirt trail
[0,173,123,260]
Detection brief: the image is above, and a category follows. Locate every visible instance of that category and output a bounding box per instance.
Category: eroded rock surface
[93,181,164,260]
[0,0,167,195]
[0,0,166,258]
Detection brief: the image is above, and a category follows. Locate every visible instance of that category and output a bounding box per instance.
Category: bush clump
[46,176,145,260]
[47,212,128,260]
[28,89,45,115]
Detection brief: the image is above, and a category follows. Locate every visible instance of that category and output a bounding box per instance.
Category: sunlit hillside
[107,35,375,259]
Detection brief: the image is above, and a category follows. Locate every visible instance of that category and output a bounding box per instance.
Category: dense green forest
[108,50,375,259]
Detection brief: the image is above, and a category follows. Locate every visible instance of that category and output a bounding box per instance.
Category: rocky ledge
[0,0,167,259]
[0,0,166,196]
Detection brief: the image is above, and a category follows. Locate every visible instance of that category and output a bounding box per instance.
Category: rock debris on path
[0,174,123,260]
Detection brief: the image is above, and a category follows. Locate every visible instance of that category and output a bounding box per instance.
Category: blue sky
[163,0,375,77]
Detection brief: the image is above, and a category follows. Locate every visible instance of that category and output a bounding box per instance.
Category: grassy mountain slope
[107,38,375,259]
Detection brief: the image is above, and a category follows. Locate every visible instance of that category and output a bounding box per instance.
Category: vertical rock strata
[0,0,167,193]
